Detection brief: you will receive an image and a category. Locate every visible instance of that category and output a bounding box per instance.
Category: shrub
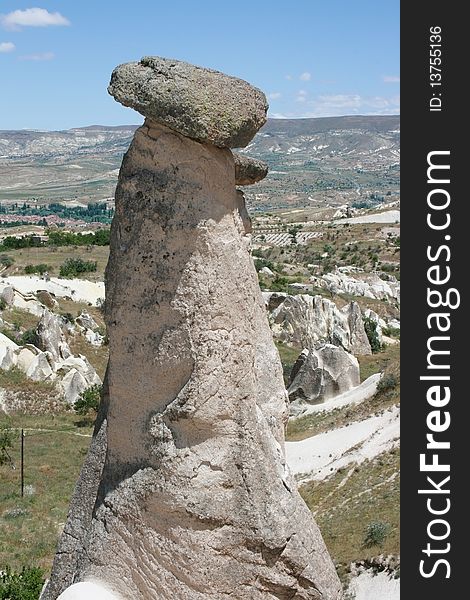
[24,264,50,275]
[0,255,14,268]
[363,317,383,353]
[0,298,6,311]
[19,328,39,346]
[59,312,75,324]
[270,276,289,292]
[59,258,97,278]
[253,258,275,273]
[383,326,400,339]
[363,521,390,548]
[377,373,399,393]
[74,384,102,417]
[0,565,45,600]
[0,419,14,466]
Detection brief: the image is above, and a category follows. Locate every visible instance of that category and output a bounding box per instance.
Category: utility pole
[20,429,24,498]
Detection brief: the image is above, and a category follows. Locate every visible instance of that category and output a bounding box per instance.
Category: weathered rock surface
[288,344,360,406]
[44,107,341,599]
[75,310,98,331]
[233,153,268,185]
[0,286,15,307]
[264,292,372,355]
[311,268,400,304]
[58,355,102,404]
[36,310,71,363]
[108,56,268,148]
[343,302,372,355]
[36,290,59,309]
[26,351,54,382]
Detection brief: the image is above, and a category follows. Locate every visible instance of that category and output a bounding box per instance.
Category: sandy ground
[285,405,400,481]
[0,276,105,306]
[347,569,400,600]
[339,210,400,224]
[291,373,381,417]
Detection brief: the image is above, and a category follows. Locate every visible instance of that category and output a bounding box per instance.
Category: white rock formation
[43,58,342,600]
[0,333,18,370]
[264,292,372,355]
[288,344,360,408]
[56,582,120,600]
[0,328,101,405]
[26,352,54,382]
[36,310,72,363]
[58,355,102,405]
[311,269,400,303]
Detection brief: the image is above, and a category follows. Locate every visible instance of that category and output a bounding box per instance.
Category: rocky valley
[0,60,399,600]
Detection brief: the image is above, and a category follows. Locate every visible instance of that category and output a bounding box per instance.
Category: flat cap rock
[233,153,268,185]
[108,56,268,148]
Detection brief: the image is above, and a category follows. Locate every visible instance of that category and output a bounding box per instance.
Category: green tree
[363,521,390,548]
[363,317,383,353]
[74,384,102,419]
[0,419,14,466]
[59,258,97,278]
[0,566,45,600]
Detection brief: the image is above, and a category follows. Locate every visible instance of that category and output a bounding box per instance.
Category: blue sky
[0,1,399,130]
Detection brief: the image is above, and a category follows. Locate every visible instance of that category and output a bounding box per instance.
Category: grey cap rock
[108,56,268,148]
[233,152,268,185]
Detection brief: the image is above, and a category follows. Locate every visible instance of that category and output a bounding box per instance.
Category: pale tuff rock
[58,356,102,405]
[0,286,15,307]
[343,302,372,355]
[36,290,59,309]
[26,352,54,382]
[45,65,342,599]
[16,345,38,372]
[233,152,268,185]
[311,269,400,304]
[264,292,372,355]
[0,325,101,404]
[36,309,72,363]
[0,332,18,370]
[235,189,252,234]
[108,56,268,148]
[0,283,44,316]
[76,311,105,347]
[57,581,119,600]
[75,310,99,331]
[288,344,360,406]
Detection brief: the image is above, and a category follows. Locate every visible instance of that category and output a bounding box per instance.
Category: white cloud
[290,93,400,118]
[268,92,282,100]
[383,75,400,83]
[300,72,312,81]
[19,51,55,61]
[269,112,288,119]
[317,94,362,109]
[296,89,308,103]
[285,74,292,80]
[0,41,15,53]
[1,8,70,30]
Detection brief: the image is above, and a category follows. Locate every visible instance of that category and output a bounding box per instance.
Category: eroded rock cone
[44,58,342,600]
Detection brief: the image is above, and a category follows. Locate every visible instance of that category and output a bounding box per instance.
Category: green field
[0,413,92,573]
[1,245,110,281]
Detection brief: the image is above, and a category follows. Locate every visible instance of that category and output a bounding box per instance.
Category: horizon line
[1,114,400,133]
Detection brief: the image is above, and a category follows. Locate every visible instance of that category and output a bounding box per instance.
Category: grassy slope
[0,413,92,572]
[288,342,400,581]
[300,448,400,580]
[1,245,110,281]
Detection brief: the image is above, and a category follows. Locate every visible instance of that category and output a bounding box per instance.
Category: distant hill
[0,116,399,209]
